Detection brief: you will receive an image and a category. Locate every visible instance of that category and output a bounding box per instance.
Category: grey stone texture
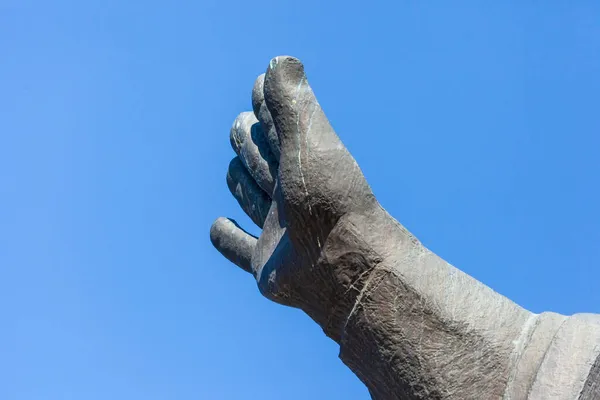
[210,56,600,399]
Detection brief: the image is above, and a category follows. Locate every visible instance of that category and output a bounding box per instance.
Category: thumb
[263,56,340,157]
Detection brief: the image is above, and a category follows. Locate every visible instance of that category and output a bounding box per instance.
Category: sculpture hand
[211,57,600,400]
[210,56,378,338]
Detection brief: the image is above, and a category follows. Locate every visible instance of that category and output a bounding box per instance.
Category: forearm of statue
[333,205,600,399]
[210,55,600,399]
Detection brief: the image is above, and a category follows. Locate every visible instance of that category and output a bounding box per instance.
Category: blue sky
[2,1,599,399]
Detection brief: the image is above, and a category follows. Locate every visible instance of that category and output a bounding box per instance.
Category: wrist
[332,205,535,398]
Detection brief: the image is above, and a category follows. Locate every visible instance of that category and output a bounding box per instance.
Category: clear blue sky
[2,1,599,399]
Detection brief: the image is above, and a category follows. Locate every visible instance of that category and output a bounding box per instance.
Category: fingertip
[267,56,305,79]
[264,56,307,99]
[252,73,265,118]
[209,216,231,248]
[210,217,256,274]
[229,111,256,154]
